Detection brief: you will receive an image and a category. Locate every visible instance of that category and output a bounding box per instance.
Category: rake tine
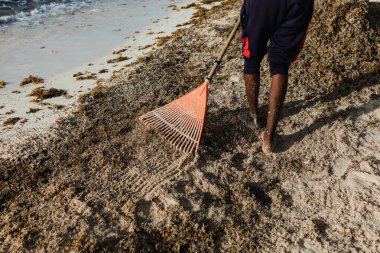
[153,112,179,133]
[178,136,193,153]
[188,117,200,143]
[188,119,198,154]
[153,106,184,130]
[169,127,190,151]
[151,111,170,127]
[157,113,188,148]
[181,134,196,153]
[156,103,181,119]
[158,110,186,138]
[171,113,194,152]
[189,125,199,150]
[155,103,179,117]
[178,113,196,153]
[142,118,160,129]
[156,120,171,135]
[158,120,179,138]
[167,125,185,148]
[141,113,164,127]
[139,112,154,122]
[185,140,196,153]
[177,113,196,150]
[140,103,172,124]
[195,120,204,151]
[166,124,184,147]
[162,108,188,138]
[143,115,162,127]
[178,114,198,152]
[157,105,184,127]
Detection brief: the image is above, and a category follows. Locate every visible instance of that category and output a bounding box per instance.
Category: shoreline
[0,0,222,155]
[1,0,380,252]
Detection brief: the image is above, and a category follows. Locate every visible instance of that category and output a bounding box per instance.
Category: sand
[1,0,380,252]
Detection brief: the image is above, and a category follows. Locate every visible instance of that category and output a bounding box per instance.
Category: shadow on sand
[276,68,380,153]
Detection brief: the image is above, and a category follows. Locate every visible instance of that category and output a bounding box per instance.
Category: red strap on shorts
[241,37,251,58]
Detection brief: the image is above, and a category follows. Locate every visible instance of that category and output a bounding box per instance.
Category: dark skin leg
[244,74,260,126]
[263,74,288,154]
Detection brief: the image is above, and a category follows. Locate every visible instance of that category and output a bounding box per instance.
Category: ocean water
[0,0,92,25]
[0,0,194,83]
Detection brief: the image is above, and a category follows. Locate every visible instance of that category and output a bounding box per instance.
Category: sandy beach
[1,0,380,252]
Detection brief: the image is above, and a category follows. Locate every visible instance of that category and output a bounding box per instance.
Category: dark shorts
[241,0,314,76]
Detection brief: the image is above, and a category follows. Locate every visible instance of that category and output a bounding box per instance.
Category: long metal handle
[206,18,241,82]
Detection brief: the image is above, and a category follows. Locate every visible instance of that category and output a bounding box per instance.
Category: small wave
[0,1,92,26]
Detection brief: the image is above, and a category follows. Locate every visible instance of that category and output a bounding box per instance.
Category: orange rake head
[139,81,209,153]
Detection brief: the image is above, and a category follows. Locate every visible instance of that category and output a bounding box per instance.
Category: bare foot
[238,110,259,130]
[262,131,274,155]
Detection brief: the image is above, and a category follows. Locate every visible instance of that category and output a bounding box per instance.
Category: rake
[139,18,241,153]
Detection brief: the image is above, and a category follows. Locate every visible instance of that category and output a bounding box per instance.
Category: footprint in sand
[345,171,380,192]
[357,128,380,160]
[331,158,351,178]
[136,199,163,226]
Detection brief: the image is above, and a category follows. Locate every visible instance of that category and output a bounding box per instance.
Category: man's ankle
[263,130,274,142]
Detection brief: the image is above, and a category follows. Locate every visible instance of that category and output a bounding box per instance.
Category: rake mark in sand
[127,155,194,199]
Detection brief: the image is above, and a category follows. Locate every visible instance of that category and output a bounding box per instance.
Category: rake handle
[206,18,241,82]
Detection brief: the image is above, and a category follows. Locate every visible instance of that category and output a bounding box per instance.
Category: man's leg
[263,0,314,154]
[240,0,270,128]
[244,73,260,127]
[262,74,288,154]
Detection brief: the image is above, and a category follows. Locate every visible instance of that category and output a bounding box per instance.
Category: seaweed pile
[0,0,379,252]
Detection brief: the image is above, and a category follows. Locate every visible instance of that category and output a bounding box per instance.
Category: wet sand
[1,0,380,252]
